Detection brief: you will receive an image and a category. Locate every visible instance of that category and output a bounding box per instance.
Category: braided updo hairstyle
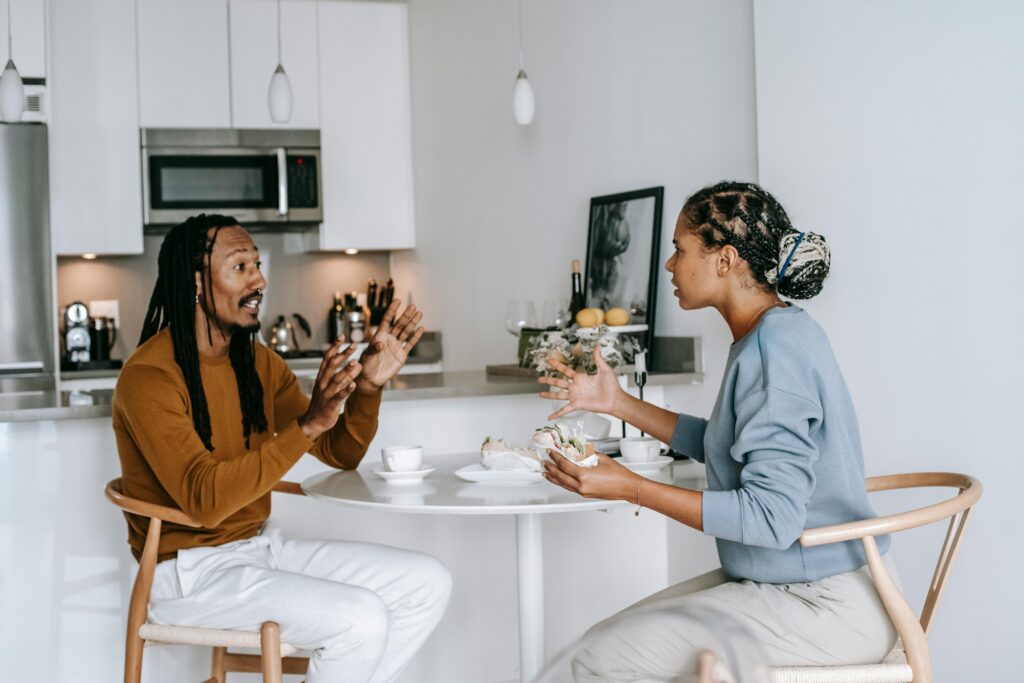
[681,181,830,299]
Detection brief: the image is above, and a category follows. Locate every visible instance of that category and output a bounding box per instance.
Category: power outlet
[89,299,120,328]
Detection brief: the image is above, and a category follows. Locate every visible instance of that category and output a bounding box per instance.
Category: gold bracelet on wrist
[634,478,644,517]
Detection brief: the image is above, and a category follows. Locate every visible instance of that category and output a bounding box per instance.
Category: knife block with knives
[367,278,394,326]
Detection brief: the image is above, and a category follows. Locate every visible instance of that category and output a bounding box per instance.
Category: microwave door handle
[276,147,288,216]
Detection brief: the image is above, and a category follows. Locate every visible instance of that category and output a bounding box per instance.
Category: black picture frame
[583,186,664,359]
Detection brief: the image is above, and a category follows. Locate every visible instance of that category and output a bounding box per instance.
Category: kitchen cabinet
[49,0,143,255]
[228,0,319,129]
[308,0,415,251]
[0,0,45,79]
[136,0,231,129]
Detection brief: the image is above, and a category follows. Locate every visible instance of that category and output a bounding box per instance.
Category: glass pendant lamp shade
[0,59,24,122]
[268,63,293,123]
[512,69,535,125]
[267,0,293,123]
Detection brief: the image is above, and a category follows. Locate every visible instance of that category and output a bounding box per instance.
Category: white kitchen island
[0,370,719,683]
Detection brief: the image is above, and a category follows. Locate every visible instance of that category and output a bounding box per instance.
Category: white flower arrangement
[524,324,639,377]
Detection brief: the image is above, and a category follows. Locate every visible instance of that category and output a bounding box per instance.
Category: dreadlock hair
[138,214,268,450]
[681,181,830,299]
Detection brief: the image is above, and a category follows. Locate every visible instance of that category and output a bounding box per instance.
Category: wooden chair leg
[261,622,283,683]
[208,646,227,683]
[124,630,144,683]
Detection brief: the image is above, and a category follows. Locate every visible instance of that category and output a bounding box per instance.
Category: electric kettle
[269,313,311,355]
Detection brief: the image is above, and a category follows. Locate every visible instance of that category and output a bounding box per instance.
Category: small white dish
[613,455,673,473]
[455,463,544,485]
[372,466,436,485]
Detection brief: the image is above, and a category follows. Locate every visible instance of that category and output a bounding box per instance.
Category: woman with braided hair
[113,215,451,682]
[538,182,897,680]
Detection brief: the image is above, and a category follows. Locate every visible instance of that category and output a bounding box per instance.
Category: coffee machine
[62,301,91,363]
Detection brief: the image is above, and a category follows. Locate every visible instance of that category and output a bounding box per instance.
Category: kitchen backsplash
[57,234,392,362]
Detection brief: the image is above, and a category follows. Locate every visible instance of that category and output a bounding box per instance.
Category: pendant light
[512,0,535,126]
[267,0,292,123]
[0,0,25,122]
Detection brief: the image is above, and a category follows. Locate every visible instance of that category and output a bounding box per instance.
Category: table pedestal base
[517,513,544,683]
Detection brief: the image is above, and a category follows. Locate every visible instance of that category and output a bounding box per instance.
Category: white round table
[302,453,707,683]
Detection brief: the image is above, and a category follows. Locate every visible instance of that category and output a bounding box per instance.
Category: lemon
[575,308,599,327]
[606,307,630,326]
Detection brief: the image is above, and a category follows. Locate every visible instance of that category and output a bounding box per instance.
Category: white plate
[454,463,545,485]
[372,466,436,485]
[612,455,673,473]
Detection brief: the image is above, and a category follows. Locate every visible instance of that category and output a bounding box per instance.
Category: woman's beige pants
[572,559,900,682]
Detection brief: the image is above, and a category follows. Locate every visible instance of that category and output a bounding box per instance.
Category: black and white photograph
[584,186,663,332]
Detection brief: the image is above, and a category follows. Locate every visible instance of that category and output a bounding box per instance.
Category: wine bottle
[327,291,344,343]
[569,259,585,320]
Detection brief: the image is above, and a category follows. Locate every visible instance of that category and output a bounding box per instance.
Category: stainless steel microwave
[141,128,322,228]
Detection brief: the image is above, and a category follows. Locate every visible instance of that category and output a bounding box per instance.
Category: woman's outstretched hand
[538,346,624,420]
[542,450,641,501]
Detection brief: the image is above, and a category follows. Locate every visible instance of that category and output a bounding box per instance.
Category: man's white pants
[148,529,452,683]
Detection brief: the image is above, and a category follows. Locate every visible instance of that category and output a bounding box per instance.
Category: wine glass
[542,299,572,329]
[505,300,538,337]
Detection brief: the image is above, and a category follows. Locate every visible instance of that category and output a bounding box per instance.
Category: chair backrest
[105,478,205,648]
[105,477,195,665]
[798,472,982,683]
[104,477,306,645]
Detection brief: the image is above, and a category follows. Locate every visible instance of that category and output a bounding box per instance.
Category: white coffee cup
[381,445,424,472]
[619,437,661,463]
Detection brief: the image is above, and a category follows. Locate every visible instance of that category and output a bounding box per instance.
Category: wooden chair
[697,472,982,683]
[105,478,311,683]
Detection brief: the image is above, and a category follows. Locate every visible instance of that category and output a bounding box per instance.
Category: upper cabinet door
[137,0,231,128]
[315,1,415,251]
[49,0,143,255]
[229,0,319,129]
[0,0,46,79]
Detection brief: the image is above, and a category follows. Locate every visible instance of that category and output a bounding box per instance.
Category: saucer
[612,455,673,473]
[372,466,436,485]
[454,463,545,485]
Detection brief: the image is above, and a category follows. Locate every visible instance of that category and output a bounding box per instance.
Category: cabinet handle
[277,147,288,217]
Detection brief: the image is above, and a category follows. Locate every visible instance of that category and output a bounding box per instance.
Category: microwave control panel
[287,155,319,209]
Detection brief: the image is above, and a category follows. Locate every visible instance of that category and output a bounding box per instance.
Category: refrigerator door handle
[0,361,45,375]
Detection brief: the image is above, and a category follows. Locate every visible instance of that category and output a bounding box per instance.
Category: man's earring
[195,293,199,304]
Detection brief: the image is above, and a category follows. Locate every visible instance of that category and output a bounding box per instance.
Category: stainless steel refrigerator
[0,123,55,393]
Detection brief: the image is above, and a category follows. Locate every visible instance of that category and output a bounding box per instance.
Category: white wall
[395,0,758,376]
[753,1,1024,679]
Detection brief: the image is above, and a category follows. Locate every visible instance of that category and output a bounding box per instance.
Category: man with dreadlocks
[112,214,451,683]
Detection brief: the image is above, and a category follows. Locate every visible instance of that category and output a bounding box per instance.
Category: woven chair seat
[769,648,912,683]
[139,623,300,657]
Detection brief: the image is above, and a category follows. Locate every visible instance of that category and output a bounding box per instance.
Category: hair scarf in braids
[138,214,268,450]
[682,181,831,299]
